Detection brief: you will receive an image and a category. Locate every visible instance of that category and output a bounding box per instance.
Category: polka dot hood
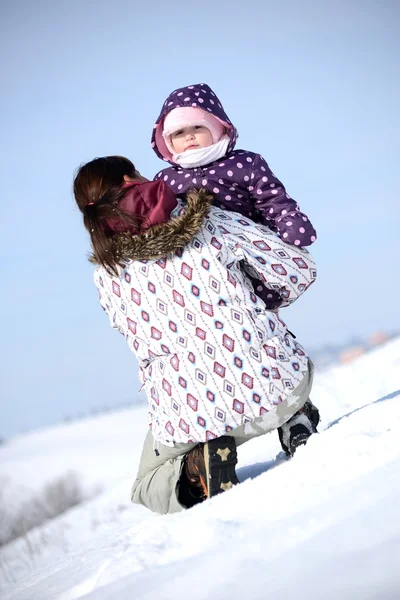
[152,83,238,163]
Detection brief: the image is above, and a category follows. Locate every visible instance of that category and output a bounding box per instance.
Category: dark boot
[278,400,320,457]
[179,436,239,508]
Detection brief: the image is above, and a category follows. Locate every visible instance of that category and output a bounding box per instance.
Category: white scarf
[172,134,230,169]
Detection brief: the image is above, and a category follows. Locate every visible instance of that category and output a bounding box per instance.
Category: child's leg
[131,430,196,514]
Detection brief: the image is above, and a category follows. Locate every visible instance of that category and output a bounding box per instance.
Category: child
[152,82,317,308]
[151,83,320,449]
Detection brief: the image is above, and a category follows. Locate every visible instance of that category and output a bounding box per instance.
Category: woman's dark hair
[73,156,139,274]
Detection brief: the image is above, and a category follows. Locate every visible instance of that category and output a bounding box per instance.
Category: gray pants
[131,360,314,514]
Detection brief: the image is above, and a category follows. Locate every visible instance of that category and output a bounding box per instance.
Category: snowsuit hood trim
[151,83,238,164]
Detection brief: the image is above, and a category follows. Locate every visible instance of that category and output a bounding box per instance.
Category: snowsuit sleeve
[250,154,317,247]
[93,268,126,336]
[219,219,317,308]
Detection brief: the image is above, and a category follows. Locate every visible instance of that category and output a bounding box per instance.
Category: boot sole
[289,431,311,456]
[204,436,239,498]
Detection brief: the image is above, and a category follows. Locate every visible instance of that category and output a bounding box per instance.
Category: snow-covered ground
[1,338,400,600]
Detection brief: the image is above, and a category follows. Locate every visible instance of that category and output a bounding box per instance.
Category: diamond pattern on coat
[173,290,185,307]
[192,238,203,252]
[233,399,244,414]
[214,407,226,422]
[222,334,235,352]
[195,368,207,385]
[187,394,199,411]
[184,309,196,326]
[162,379,172,395]
[243,330,251,342]
[242,373,254,389]
[209,276,221,293]
[200,301,213,317]
[213,362,226,377]
[139,264,149,277]
[211,237,222,250]
[271,368,281,379]
[165,421,175,435]
[283,379,294,389]
[94,202,315,445]
[169,320,177,332]
[156,299,168,315]
[292,257,308,269]
[223,380,235,396]
[264,345,277,359]
[131,289,141,305]
[204,342,216,359]
[179,419,190,434]
[112,282,121,297]
[253,240,271,251]
[151,327,161,340]
[171,400,181,415]
[181,263,193,280]
[271,264,287,276]
[127,318,137,334]
[177,336,187,348]
[170,355,179,371]
[249,348,261,362]
[274,249,290,259]
[207,390,215,402]
[196,327,206,340]
[231,309,243,324]
[164,272,174,286]
[234,356,243,369]
[197,416,206,427]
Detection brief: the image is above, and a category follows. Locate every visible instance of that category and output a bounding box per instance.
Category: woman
[73,156,318,514]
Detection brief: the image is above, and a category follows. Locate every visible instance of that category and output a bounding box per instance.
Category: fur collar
[90,189,213,265]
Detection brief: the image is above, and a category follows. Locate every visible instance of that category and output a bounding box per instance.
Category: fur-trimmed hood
[90,189,213,264]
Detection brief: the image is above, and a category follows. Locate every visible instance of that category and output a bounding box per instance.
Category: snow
[1,338,400,600]
[0,407,149,496]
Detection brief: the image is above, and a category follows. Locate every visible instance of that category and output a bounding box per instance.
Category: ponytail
[73,156,140,275]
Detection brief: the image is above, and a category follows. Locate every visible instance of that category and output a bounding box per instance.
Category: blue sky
[1,0,399,438]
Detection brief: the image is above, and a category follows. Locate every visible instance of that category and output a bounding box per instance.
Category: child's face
[170,125,213,154]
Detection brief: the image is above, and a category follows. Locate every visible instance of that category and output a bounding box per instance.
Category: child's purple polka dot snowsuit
[152,83,317,308]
